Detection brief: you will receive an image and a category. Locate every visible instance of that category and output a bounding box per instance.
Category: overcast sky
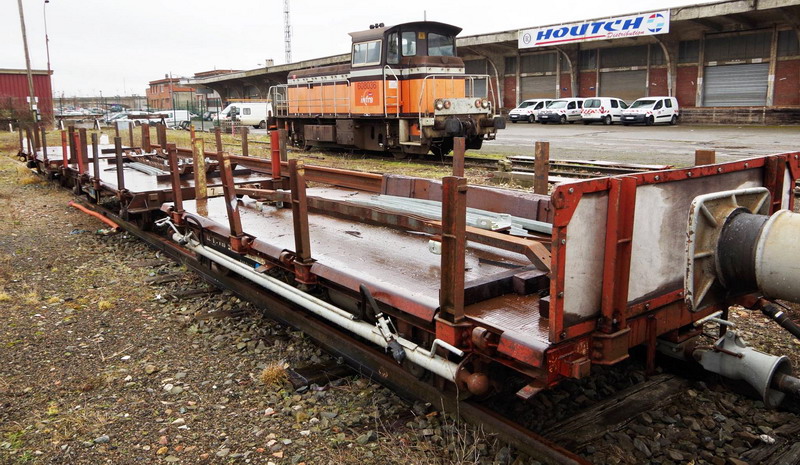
[4,0,715,98]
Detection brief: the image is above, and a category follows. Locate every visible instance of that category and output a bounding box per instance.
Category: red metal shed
[0,69,53,123]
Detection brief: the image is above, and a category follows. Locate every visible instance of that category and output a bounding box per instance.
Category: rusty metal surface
[179,194,528,320]
[467,293,549,346]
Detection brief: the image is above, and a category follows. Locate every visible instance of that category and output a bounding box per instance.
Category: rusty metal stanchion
[142,123,151,152]
[60,130,68,173]
[40,124,48,164]
[114,121,120,139]
[289,159,314,283]
[217,151,251,252]
[270,129,282,179]
[167,143,184,222]
[215,127,223,153]
[439,176,467,323]
[114,136,126,194]
[67,126,76,163]
[128,123,135,149]
[78,128,89,173]
[289,159,311,261]
[73,130,84,175]
[192,137,207,201]
[279,129,288,162]
[534,141,550,195]
[241,126,249,157]
[91,133,101,202]
[695,149,715,166]
[157,124,167,151]
[452,136,465,177]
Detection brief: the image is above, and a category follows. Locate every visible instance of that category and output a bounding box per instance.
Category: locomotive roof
[348,21,462,43]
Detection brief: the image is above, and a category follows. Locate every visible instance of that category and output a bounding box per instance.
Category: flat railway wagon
[17,124,800,460]
[269,21,506,158]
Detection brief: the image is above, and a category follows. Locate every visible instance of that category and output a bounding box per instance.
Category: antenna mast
[284,0,292,64]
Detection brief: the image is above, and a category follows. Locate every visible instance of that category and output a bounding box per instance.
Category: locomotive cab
[273,21,504,156]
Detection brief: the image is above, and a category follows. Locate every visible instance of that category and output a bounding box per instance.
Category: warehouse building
[189,0,800,124]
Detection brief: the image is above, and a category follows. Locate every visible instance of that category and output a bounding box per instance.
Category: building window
[520,53,556,73]
[504,56,517,75]
[678,40,700,63]
[650,44,665,66]
[579,49,596,70]
[778,30,800,57]
[600,45,648,68]
[705,32,771,62]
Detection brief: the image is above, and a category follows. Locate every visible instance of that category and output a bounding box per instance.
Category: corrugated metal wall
[0,72,54,121]
[599,70,647,102]
[703,63,769,106]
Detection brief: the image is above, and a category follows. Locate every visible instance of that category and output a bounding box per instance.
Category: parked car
[508,98,553,123]
[621,96,680,126]
[538,98,585,124]
[581,97,628,125]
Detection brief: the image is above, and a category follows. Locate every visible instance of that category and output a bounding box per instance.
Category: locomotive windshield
[428,33,455,56]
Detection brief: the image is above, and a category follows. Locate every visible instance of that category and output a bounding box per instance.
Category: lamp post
[44,0,51,77]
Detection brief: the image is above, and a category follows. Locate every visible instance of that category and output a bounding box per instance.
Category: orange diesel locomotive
[269,21,506,157]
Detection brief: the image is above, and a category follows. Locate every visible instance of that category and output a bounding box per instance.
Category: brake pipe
[179,236,464,384]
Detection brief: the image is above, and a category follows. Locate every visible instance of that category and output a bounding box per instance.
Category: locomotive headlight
[443,100,452,109]
[435,99,444,111]
[481,99,490,109]
[474,99,482,108]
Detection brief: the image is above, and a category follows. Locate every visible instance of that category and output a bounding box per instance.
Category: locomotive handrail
[416,73,492,120]
[383,65,401,118]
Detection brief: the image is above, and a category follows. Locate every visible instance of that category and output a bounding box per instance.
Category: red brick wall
[676,66,698,108]
[503,76,516,109]
[578,71,596,97]
[559,73,573,97]
[648,68,668,97]
[774,59,800,107]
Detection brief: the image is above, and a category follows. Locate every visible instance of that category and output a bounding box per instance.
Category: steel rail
[69,199,591,465]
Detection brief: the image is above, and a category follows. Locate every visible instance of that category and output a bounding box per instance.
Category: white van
[621,96,679,126]
[221,101,273,129]
[157,110,196,128]
[581,97,629,125]
[538,98,585,124]
[508,99,553,123]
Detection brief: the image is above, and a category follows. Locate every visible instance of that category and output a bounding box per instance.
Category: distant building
[146,76,195,111]
[0,68,54,123]
[190,70,241,112]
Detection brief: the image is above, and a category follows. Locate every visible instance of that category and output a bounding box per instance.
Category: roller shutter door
[520,75,556,99]
[599,70,647,102]
[703,63,768,107]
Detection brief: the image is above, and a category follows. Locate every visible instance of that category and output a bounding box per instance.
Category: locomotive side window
[402,31,416,56]
[428,33,455,56]
[387,32,399,64]
[353,40,382,66]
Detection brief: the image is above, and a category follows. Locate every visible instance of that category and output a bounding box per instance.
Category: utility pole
[17,0,38,122]
[284,0,292,64]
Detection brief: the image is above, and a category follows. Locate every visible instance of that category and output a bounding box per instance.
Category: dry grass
[21,291,39,305]
[0,292,10,303]
[97,300,113,311]
[259,362,287,387]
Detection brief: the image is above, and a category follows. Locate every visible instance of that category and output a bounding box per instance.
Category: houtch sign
[518,10,670,48]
